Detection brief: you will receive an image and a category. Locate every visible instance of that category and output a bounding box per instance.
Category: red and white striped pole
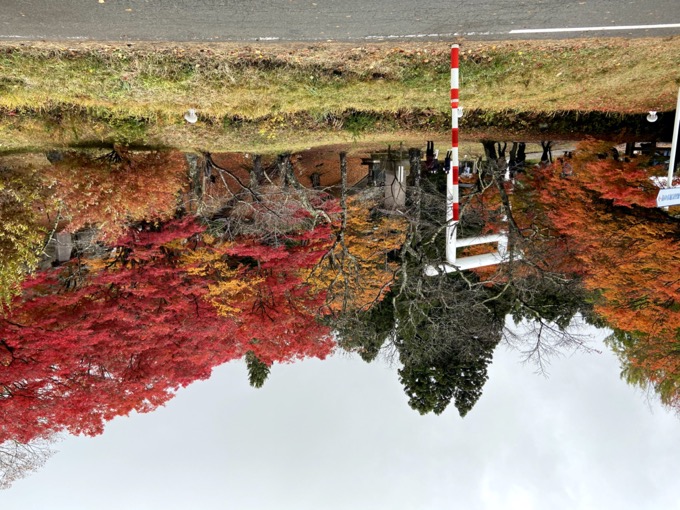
[447,44,460,263]
[424,44,519,275]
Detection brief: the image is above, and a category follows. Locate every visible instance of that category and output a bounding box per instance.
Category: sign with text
[657,187,680,207]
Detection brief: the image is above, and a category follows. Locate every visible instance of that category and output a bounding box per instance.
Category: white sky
[2,325,680,510]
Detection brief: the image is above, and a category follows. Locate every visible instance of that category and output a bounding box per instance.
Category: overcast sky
[2,325,680,510]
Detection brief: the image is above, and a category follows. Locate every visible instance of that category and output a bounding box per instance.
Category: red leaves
[207,225,335,365]
[116,216,204,249]
[0,218,335,444]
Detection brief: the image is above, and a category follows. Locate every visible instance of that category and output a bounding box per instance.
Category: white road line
[0,34,88,39]
[2,23,679,42]
[364,31,495,39]
[365,33,455,39]
[511,23,680,34]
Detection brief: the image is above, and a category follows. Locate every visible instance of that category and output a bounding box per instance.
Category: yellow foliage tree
[306,194,407,314]
[0,164,52,308]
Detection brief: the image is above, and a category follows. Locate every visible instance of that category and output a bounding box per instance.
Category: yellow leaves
[180,247,264,318]
[0,164,51,308]
[304,195,407,313]
[181,248,222,276]
[207,268,263,316]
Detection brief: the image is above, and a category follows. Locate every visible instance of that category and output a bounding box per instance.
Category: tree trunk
[251,154,263,187]
[481,140,498,161]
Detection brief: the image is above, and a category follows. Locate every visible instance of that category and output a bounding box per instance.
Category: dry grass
[460,38,680,111]
[0,37,679,152]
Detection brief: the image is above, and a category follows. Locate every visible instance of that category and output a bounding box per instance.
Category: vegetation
[3,134,680,485]
[49,147,188,241]
[1,37,679,151]
[0,163,52,308]
[0,216,335,446]
[528,141,680,411]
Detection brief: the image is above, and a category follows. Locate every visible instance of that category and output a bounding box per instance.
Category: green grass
[1,38,679,152]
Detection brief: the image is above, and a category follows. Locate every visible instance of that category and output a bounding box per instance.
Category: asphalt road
[2,0,680,42]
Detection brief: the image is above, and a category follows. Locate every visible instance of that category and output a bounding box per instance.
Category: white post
[667,87,680,188]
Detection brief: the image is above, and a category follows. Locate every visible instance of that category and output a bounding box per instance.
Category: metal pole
[424,44,520,276]
[667,87,680,188]
[447,44,460,264]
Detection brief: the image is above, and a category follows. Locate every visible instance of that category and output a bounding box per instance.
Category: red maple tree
[0,218,334,444]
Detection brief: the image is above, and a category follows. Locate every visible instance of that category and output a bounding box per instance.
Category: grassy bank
[1,37,679,152]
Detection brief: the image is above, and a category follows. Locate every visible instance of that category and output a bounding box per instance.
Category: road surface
[2,0,680,42]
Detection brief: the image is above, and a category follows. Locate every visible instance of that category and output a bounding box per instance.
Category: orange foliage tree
[47,148,187,241]
[532,140,680,407]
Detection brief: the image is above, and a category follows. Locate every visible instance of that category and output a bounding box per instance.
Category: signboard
[657,187,680,207]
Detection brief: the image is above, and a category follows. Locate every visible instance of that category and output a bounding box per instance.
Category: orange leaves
[569,141,658,209]
[47,149,188,242]
[531,141,680,407]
